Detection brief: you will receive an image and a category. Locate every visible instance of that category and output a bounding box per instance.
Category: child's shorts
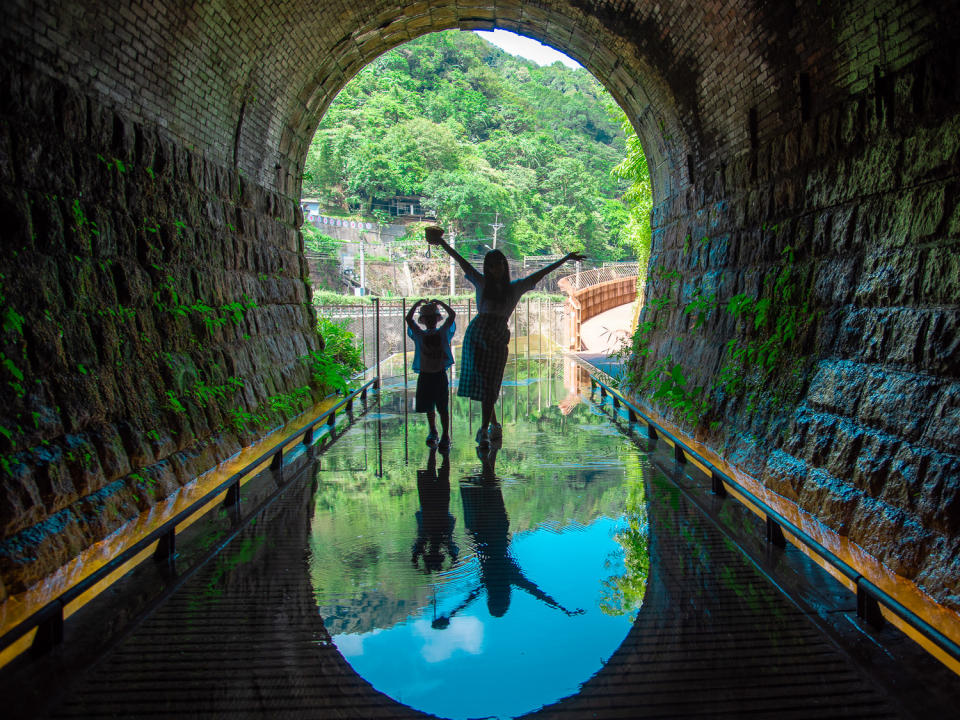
[416,371,449,413]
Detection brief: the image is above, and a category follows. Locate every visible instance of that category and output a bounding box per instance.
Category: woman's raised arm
[425,228,482,284]
[520,252,586,289]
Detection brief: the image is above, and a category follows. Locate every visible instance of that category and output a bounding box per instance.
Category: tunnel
[0,0,958,649]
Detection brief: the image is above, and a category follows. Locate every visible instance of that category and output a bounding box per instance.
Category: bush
[305,315,364,394]
[302,223,342,255]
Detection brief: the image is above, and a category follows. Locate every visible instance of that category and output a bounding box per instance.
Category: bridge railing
[557,263,639,295]
[585,370,960,669]
[0,378,379,661]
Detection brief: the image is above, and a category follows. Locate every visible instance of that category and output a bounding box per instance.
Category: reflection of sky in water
[333,517,633,720]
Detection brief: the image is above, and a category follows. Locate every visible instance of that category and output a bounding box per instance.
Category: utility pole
[489,212,504,250]
[448,227,457,296]
[359,227,366,295]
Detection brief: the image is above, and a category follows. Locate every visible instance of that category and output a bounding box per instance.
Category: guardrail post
[627,406,637,422]
[224,481,240,508]
[223,481,241,525]
[856,579,886,628]
[271,449,283,481]
[613,395,620,409]
[154,527,177,564]
[674,444,686,464]
[765,516,786,547]
[304,427,313,445]
[600,386,607,399]
[327,410,336,427]
[31,603,64,654]
[711,474,727,496]
[374,297,381,388]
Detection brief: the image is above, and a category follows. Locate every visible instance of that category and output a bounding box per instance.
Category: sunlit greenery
[599,449,649,616]
[611,111,653,283]
[305,315,365,393]
[304,31,646,262]
[302,223,341,255]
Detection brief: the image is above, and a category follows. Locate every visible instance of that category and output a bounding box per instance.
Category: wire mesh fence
[314,298,571,380]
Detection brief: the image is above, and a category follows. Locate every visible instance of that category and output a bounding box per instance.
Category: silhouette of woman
[425,226,584,447]
[431,447,584,628]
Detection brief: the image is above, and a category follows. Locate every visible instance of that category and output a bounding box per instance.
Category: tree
[305,30,640,263]
[611,110,653,276]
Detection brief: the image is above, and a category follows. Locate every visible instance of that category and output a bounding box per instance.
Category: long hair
[482,250,510,301]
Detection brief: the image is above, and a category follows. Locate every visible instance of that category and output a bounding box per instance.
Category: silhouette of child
[406,298,456,449]
[412,447,458,573]
[425,225,584,447]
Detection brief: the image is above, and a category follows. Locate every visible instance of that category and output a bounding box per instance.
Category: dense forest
[303,30,650,263]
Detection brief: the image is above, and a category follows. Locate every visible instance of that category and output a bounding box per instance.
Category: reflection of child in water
[432,447,583,628]
[412,447,458,573]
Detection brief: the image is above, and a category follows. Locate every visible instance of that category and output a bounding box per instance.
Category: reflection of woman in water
[432,447,583,628]
[412,447,458,573]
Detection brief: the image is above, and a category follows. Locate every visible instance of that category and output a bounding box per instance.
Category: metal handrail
[586,371,960,665]
[0,377,379,656]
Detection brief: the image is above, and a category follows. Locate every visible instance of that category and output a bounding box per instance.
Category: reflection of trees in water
[599,452,649,616]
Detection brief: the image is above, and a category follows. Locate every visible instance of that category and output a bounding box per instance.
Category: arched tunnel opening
[1,0,959,712]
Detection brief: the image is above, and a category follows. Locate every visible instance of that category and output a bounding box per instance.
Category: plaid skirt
[457,313,510,403]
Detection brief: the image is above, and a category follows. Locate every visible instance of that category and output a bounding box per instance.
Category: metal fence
[315,298,570,379]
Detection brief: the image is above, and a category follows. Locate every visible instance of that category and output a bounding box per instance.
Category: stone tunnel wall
[0,0,959,615]
[634,43,960,609]
[0,61,320,600]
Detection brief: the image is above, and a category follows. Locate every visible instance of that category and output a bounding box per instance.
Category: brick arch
[1,1,960,625]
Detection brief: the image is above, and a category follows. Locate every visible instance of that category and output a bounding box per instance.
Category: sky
[474,29,583,69]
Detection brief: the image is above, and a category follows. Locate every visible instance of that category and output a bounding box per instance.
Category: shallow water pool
[308,359,651,719]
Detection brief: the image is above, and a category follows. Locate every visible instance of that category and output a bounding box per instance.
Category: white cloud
[412,616,484,662]
[333,628,381,657]
[474,30,582,69]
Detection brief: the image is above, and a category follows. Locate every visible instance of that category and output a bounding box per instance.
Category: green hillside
[303,30,638,262]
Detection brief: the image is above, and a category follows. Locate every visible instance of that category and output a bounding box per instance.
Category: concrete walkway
[576,301,635,381]
[578,301,636,354]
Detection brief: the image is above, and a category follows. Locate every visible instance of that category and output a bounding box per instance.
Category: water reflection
[434,449,585,628]
[412,449,458,574]
[308,358,649,719]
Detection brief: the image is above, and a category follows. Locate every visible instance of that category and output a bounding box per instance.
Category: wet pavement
[3,357,959,718]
